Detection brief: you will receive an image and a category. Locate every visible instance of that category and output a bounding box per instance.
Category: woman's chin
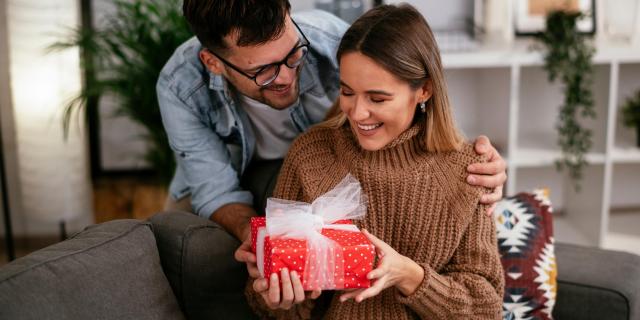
[356,137,386,151]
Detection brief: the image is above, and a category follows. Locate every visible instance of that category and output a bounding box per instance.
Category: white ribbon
[265,174,367,290]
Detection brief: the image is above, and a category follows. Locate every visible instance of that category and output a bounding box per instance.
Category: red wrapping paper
[250,217,376,290]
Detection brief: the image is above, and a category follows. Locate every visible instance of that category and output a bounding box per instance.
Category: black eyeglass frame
[208,19,311,87]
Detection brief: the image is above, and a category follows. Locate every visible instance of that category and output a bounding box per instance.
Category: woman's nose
[350,97,370,121]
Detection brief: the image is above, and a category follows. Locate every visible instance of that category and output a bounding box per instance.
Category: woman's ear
[199,49,225,75]
[419,79,433,102]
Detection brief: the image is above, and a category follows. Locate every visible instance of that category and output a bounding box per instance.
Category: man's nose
[271,63,296,85]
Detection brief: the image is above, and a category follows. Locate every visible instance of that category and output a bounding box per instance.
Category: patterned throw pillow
[494,189,557,320]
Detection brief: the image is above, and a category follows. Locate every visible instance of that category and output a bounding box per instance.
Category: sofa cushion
[0,219,184,320]
[495,189,557,320]
[553,242,640,320]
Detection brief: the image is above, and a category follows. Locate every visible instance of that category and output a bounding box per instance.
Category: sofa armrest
[0,219,184,319]
[149,210,257,320]
[553,242,640,320]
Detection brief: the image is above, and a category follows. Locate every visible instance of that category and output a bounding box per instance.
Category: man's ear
[199,49,224,75]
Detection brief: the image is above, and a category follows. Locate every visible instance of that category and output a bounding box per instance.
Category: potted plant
[535,10,596,191]
[50,0,192,184]
[621,89,640,147]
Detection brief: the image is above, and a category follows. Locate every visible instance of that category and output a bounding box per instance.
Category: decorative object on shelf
[601,0,639,43]
[515,0,596,35]
[50,0,191,185]
[385,0,484,52]
[621,89,640,148]
[535,10,596,191]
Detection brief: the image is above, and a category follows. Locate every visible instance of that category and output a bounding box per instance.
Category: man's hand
[234,237,260,278]
[468,135,507,216]
[252,269,322,310]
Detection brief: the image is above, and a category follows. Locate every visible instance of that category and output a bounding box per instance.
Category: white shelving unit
[442,38,640,253]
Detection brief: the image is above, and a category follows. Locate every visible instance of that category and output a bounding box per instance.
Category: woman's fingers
[279,269,294,310]
[340,276,387,303]
[366,266,386,280]
[362,229,391,252]
[267,273,281,308]
[340,289,363,302]
[290,271,306,304]
[355,277,387,302]
[307,289,322,300]
[253,277,269,293]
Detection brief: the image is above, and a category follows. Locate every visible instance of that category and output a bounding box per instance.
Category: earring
[420,101,426,113]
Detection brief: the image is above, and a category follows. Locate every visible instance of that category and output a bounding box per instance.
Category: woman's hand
[252,268,321,310]
[468,135,507,216]
[235,238,261,278]
[339,230,424,303]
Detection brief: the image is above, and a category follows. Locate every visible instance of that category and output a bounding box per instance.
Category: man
[157,0,507,309]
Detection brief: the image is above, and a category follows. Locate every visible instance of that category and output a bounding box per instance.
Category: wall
[0,0,25,239]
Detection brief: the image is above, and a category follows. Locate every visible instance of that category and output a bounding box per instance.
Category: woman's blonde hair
[321,4,464,153]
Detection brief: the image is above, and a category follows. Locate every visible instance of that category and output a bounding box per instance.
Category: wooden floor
[93,175,168,223]
[1,175,168,266]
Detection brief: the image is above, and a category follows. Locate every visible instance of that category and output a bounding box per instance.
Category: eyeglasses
[209,19,310,87]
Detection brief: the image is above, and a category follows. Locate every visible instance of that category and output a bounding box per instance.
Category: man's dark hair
[183,0,291,53]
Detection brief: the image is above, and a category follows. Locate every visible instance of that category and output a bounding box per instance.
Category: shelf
[442,38,640,69]
[512,147,606,168]
[612,146,640,163]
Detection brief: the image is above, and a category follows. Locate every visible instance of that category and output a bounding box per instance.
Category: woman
[247,4,504,319]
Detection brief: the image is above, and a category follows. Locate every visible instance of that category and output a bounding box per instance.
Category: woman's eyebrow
[340,80,393,96]
[339,80,352,89]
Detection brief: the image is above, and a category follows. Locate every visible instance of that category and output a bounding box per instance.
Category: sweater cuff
[395,262,432,304]
[394,262,454,317]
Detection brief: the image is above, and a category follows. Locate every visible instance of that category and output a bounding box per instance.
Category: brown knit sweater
[246,122,504,319]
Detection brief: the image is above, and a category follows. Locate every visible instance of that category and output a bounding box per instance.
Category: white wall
[0,0,25,239]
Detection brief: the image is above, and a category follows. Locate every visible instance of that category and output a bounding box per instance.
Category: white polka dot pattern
[250,217,375,290]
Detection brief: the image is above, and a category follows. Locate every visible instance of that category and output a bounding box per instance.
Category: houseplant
[621,89,640,147]
[535,10,596,191]
[50,0,192,184]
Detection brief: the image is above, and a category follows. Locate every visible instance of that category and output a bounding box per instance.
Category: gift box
[251,217,375,290]
[250,174,376,291]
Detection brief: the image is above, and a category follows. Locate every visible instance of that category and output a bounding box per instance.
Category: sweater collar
[338,121,427,168]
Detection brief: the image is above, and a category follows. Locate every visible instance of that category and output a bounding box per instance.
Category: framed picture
[515,0,596,35]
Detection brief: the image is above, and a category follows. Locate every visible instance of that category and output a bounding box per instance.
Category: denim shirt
[157,11,348,220]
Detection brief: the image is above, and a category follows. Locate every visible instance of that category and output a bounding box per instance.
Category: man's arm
[157,73,253,222]
[211,203,256,241]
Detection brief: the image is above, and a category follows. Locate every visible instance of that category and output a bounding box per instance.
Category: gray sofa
[1,210,639,319]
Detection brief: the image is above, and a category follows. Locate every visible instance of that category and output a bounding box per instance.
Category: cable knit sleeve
[244,134,316,320]
[395,200,504,319]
